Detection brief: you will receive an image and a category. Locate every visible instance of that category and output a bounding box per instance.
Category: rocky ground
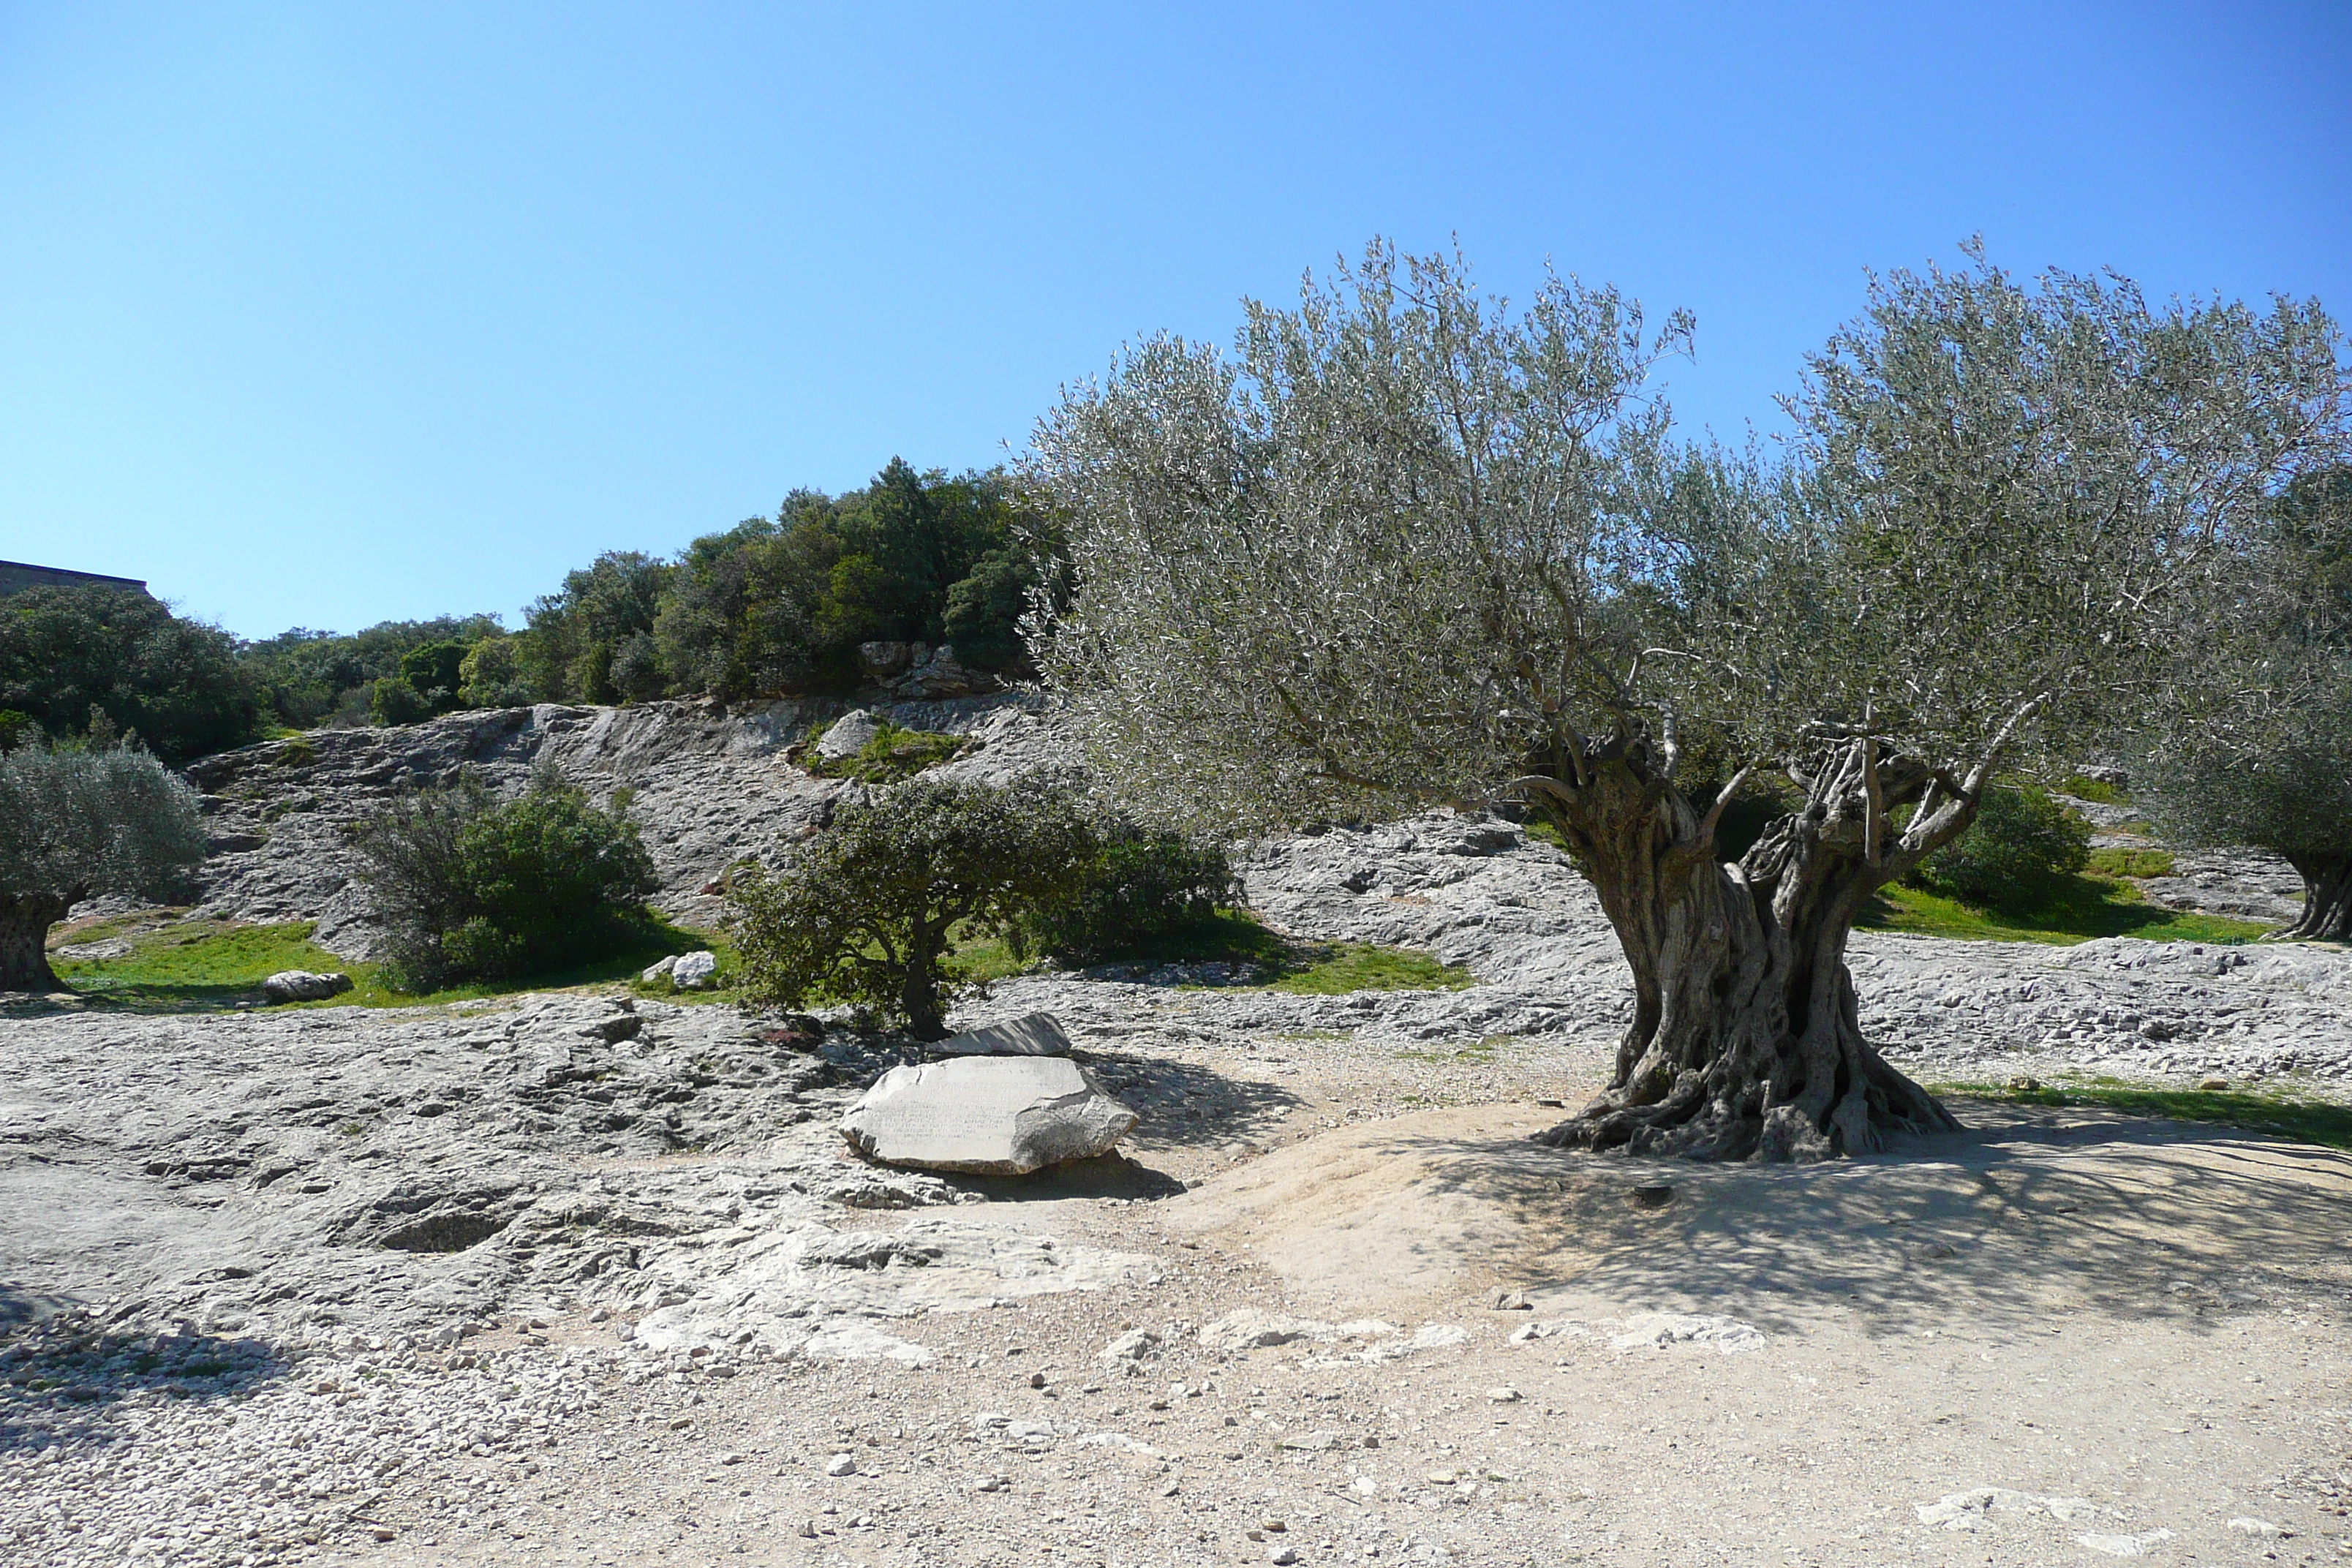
[5,709,2351,1567]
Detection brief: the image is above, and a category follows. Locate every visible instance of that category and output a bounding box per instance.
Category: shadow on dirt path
[1164,1101,2352,1335]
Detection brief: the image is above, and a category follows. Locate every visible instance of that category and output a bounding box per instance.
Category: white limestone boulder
[926,1011,1073,1058]
[840,1057,1137,1175]
[816,709,882,760]
[262,970,352,1003]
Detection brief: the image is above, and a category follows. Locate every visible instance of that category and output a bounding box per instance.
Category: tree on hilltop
[1027,239,2348,1161]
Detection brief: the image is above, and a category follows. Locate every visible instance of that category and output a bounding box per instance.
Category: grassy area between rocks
[1861,878,2270,946]
[951,908,1475,996]
[1934,1074,2352,1152]
[47,913,732,1012]
[799,718,965,783]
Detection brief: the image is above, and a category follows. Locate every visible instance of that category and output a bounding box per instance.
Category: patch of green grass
[802,720,965,783]
[53,914,725,1013]
[960,904,1474,996]
[2087,845,2176,879]
[1262,942,1474,995]
[1861,877,2269,947]
[2059,774,2130,804]
[1935,1077,2352,1153]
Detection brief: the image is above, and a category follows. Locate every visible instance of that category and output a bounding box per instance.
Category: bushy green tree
[1905,783,2090,913]
[349,766,661,991]
[521,551,676,703]
[0,745,208,990]
[729,777,1092,1038]
[0,586,260,764]
[654,462,1058,697]
[239,614,503,729]
[1009,825,1237,965]
[368,676,434,728]
[398,641,472,712]
[456,636,536,708]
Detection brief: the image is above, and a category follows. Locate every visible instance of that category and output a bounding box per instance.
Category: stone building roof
[0,559,151,598]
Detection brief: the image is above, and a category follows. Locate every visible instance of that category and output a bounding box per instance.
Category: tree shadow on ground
[951,1151,1189,1204]
[0,1289,290,1450]
[1180,1101,2352,1341]
[1073,1052,1308,1154]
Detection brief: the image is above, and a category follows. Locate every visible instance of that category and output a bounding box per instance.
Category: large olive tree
[1028,241,2346,1161]
[2138,467,2352,941]
[0,747,208,991]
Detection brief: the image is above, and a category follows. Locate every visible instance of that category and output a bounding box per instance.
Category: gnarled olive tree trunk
[0,892,73,994]
[1527,736,1964,1161]
[2274,854,2352,943]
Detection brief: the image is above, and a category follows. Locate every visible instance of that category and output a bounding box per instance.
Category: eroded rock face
[171,696,1056,957]
[840,1058,1138,1175]
[0,991,1165,1360]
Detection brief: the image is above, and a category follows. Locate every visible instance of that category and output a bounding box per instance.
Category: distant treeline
[0,460,1056,764]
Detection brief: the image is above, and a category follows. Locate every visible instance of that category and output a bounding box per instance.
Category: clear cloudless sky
[2,1,2346,638]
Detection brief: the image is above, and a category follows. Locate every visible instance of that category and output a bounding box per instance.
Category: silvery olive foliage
[0,745,208,992]
[1025,240,1693,836]
[0,746,208,907]
[2138,467,2352,939]
[1028,238,2349,854]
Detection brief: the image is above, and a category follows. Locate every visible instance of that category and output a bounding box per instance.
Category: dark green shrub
[398,641,472,712]
[238,614,502,731]
[349,766,661,992]
[368,676,434,728]
[1010,826,1238,965]
[1907,782,2090,913]
[0,585,261,764]
[728,777,1091,1038]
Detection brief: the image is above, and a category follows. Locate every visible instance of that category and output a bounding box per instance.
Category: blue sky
[2,1,2345,639]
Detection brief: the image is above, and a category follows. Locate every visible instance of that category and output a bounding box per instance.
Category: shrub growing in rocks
[1906,783,2091,914]
[728,777,1090,1038]
[348,765,660,990]
[0,745,207,991]
[1009,823,1238,965]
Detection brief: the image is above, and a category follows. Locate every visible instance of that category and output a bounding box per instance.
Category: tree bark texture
[901,924,949,1041]
[0,892,72,994]
[2275,855,2352,943]
[1529,736,1964,1162]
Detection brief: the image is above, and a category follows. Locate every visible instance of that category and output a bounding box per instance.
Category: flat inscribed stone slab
[840,1057,1137,1175]
[926,1012,1074,1058]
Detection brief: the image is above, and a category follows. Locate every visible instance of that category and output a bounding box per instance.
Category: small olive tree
[0,747,208,991]
[1028,239,2346,1160]
[728,777,1092,1038]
